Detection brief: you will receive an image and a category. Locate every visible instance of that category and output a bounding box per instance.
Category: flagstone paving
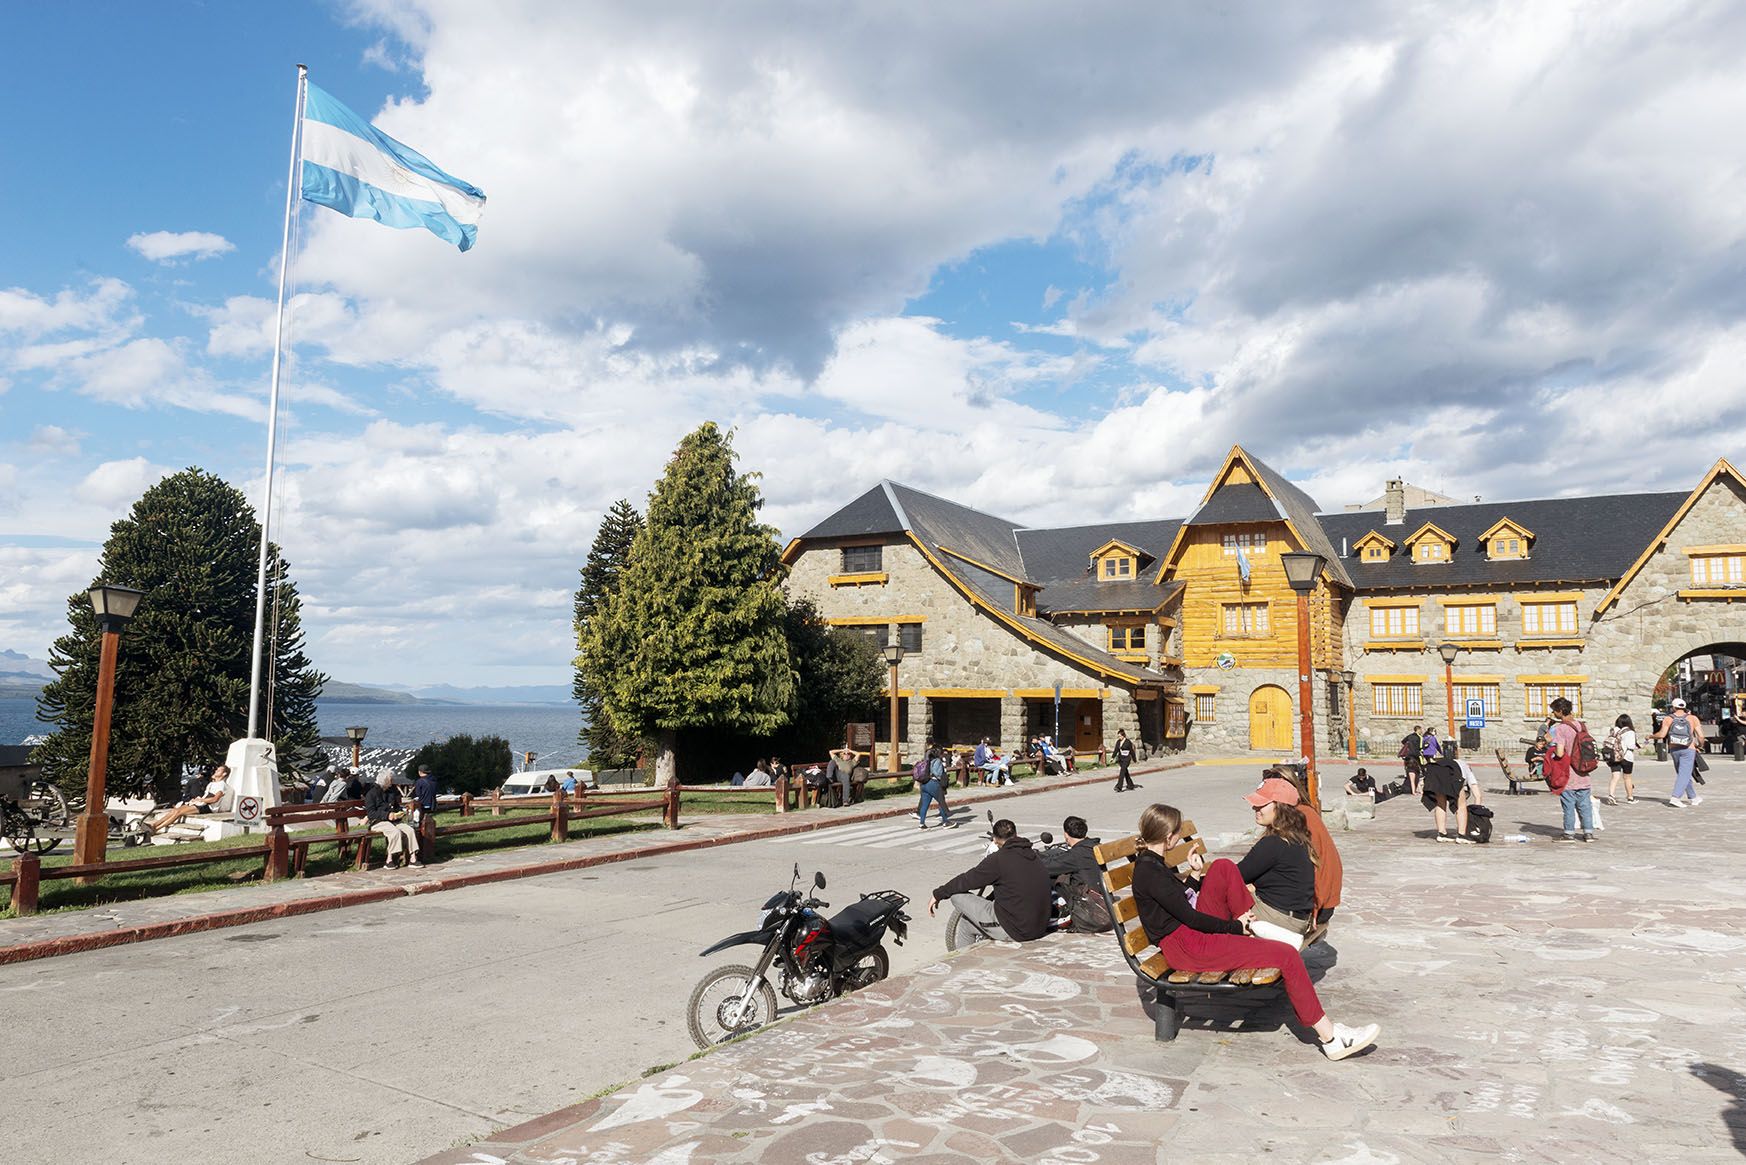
[420,772,1746,1164]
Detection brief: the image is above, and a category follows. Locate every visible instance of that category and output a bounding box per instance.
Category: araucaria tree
[33,468,327,801]
[572,498,646,769]
[577,423,794,785]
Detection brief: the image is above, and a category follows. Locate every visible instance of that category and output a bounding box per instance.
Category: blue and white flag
[1236,546,1252,585]
[300,82,487,251]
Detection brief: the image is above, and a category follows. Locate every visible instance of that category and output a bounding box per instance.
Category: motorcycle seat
[828,895,900,952]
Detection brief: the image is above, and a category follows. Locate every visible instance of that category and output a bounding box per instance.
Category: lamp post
[1437,642,1461,742]
[881,643,904,773]
[1340,669,1357,761]
[1280,552,1327,810]
[345,725,368,769]
[73,583,147,872]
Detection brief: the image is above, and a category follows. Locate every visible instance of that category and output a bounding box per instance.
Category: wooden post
[266,822,289,881]
[460,793,473,818]
[11,853,39,916]
[551,789,568,843]
[1444,659,1457,743]
[664,780,680,829]
[490,788,503,818]
[418,809,436,860]
[888,663,903,772]
[1346,680,1357,761]
[773,775,789,813]
[73,626,122,881]
[1295,589,1320,810]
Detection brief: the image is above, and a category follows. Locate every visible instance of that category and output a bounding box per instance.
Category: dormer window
[1089,539,1144,582]
[1480,519,1535,561]
[1353,531,1395,563]
[1101,556,1133,579]
[1404,522,1456,565]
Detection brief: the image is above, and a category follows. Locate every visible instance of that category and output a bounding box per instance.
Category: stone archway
[1647,642,1746,751]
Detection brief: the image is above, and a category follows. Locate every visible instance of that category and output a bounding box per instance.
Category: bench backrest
[1092,834,1172,981]
[264,800,363,825]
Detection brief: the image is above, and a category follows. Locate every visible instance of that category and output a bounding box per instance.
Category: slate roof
[797,483,907,541]
[889,482,1028,578]
[1244,456,1355,589]
[1015,520,1182,579]
[1183,482,1278,526]
[1316,491,1687,590]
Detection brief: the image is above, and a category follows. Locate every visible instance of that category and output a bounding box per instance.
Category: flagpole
[247,63,309,740]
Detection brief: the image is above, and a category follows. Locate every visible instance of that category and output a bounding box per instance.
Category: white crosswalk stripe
[795,816,1063,856]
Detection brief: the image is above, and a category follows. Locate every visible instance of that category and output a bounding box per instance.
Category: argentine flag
[300,82,486,252]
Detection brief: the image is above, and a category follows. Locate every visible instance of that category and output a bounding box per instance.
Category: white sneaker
[1689,796,1704,806]
[1322,1022,1380,1061]
[1669,798,1689,808]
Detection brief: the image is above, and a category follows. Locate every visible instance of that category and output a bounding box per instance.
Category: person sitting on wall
[146,764,232,834]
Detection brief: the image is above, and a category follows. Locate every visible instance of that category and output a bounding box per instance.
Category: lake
[1,696,585,765]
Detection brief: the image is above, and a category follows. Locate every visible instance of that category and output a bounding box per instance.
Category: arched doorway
[1649,643,1745,753]
[1249,685,1292,751]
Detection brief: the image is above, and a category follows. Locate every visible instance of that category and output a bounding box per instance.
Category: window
[1221,602,1269,636]
[849,625,890,650]
[1194,693,1216,722]
[840,545,882,573]
[1100,555,1134,579]
[1415,541,1448,563]
[1107,625,1144,652]
[1369,605,1421,638]
[1445,604,1497,637]
[1222,531,1266,556]
[1364,545,1386,561]
[1525,682,1582,719]
[899,623,922,653]
[1453,683,1500,719]
[1691,554,1745,586]
[1372,683,1423,717]
[1521,601,1578,636]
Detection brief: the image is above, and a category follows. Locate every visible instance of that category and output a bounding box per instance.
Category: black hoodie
[933,835,1052,941]
[1043,836,1104,891]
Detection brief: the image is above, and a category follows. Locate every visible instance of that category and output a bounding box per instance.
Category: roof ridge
[883,479,1019,528]
[878,480,912,531]
[1314,487,1690,518]
[1014,517,1187,533]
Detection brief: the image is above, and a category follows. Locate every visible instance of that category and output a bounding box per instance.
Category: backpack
[1464,803,1494,844]
[1600,727,1621,763]
[1065,882,1114,933]
[1543,747,1571,791]
[1571,722,1600,776]
[912,758,928,782]
[1666,713,1693,748]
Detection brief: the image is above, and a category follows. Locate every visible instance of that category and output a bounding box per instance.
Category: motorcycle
[687,863,910,1049]
[942,811,1075,952]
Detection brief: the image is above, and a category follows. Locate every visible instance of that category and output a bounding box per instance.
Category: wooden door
[1075,700,1103,754]
[1248,685,1292,751]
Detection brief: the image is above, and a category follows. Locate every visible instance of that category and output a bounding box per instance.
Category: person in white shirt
[1603,714,1639,805]
[147,764,231,833]
[1450,746,1484,806]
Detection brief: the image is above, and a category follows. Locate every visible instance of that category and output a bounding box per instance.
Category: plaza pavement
[0,757,1188,965]
[420,756,1746,1165]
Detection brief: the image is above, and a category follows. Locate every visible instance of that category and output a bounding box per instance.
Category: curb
[0,758,1192,967]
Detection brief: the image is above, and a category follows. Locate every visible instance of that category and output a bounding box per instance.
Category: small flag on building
[299,82,487,251]
[1236,546,1252,585]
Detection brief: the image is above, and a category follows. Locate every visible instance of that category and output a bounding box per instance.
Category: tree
[264,552,325,762]
[771,598,884,761]
[577,422,794,785]
[403,734,512,796]
[572,498,646,769]
[32,469,327,801]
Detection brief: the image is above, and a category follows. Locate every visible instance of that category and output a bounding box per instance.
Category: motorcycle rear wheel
[687,964,778,1050]
[944,908,988,953]
[840,944,890,992]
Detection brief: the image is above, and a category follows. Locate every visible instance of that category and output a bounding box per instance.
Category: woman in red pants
[1131,803,1379,1061]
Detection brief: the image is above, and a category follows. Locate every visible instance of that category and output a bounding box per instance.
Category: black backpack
[1066,882,1114,933]
[1464,803,1494,844]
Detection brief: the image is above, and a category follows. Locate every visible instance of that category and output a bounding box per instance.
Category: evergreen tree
[33,468,326,801]
[577,423,794,785]
[572,498,646,769]
[263,550,326,761]
[772,598,884,761]
[403,733,512,796]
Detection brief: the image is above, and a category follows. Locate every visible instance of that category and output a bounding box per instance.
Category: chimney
[1384,478,1406,525]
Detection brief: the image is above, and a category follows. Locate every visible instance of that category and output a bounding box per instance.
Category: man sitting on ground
[928,818,1052,942]
[1043,815,1102,891]
[146,764,232,834]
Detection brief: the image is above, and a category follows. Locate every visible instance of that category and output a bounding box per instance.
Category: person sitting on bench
[365,772,423,869]
[146,765,231,833]
[826,741,858,806]
[974,738,1013,786]
[1234,777,1324,948]
[1131,802,1379,1061]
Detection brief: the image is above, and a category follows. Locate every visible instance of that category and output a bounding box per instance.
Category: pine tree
[577,423,794,785]
[263,549,327,763]
[32,468,326,801]
[572,499,646,769]
[772,598,884,760]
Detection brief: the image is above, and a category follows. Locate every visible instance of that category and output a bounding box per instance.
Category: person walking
[1653,699,1706,807]
[915,745,954,830]
[1602,715,1638,805]
[1545,697,1596,841]
[1400,725,1424,795]
[1112,729,1139,792]
[1420,726,1442,761]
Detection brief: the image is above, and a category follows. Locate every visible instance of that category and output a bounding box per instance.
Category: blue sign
[1464,698,1486,730]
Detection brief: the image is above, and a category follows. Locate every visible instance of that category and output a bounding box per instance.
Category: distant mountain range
[0,649,574,707]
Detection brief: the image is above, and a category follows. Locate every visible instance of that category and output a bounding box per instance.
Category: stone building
[784,448,1746,762]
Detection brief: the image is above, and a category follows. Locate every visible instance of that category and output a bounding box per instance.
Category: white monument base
[225,737,281,830]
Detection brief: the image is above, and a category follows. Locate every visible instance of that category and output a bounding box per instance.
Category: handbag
[1694,751,1709,782]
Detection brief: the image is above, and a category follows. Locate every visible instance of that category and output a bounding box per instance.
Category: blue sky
[3,1,1745,687]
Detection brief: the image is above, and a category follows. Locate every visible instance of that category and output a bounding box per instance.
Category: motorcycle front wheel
[687,964,779,1050]
[944,908,988,953]
[840,944,890,992]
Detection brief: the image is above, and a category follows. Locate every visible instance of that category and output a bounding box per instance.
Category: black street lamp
[1437,641,1462,741]
[74,583,147,871]
[345,724,369,769]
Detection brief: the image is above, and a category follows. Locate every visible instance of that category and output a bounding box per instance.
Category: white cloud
[74,458,173,508]
[126,230,235,264]
[0,278,135,339]
[26,426,81,457]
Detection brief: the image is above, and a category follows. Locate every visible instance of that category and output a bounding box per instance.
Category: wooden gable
[1479,517,1534,561]
[1090,538,1144,581]
[1403,521,1456,565]
[1352,530,1396,564]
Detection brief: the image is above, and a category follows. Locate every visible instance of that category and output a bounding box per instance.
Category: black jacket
[1132,848,1244,940]
[1043,837,1103,891]
[933,835,1052,941]
[363,784,403,825]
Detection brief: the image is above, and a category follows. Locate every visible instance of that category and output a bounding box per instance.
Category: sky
[2,0,1745,688]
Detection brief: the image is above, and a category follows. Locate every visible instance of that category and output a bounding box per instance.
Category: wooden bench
[1496,748,1540,795]
[265,799,387,876]
[1093,833,1283,1042]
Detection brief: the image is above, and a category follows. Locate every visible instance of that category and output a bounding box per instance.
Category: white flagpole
[247,63,309,740]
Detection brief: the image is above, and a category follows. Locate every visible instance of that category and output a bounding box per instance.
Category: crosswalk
[793,812,1051,856]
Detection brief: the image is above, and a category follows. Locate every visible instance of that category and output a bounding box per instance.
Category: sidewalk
[419,770,1746,1164]
[0,757,1190,965]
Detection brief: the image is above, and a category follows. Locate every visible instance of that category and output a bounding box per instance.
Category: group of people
[730,757,789,789]
[923,768,1377,1062]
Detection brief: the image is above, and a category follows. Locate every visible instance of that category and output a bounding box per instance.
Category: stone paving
[421,763,1746,1164]
[0,759,1179,963]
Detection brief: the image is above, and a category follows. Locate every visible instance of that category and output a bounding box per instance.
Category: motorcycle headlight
[756,908,775,931]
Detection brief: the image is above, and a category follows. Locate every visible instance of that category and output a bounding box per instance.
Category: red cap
[1244,777,1301,808]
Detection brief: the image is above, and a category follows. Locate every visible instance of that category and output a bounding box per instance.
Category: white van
[499,768,594,797]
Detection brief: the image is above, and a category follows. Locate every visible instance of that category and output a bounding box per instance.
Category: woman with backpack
[915,745,955,830]
[1653,699,1706,808]
[1602,715,1638,805]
